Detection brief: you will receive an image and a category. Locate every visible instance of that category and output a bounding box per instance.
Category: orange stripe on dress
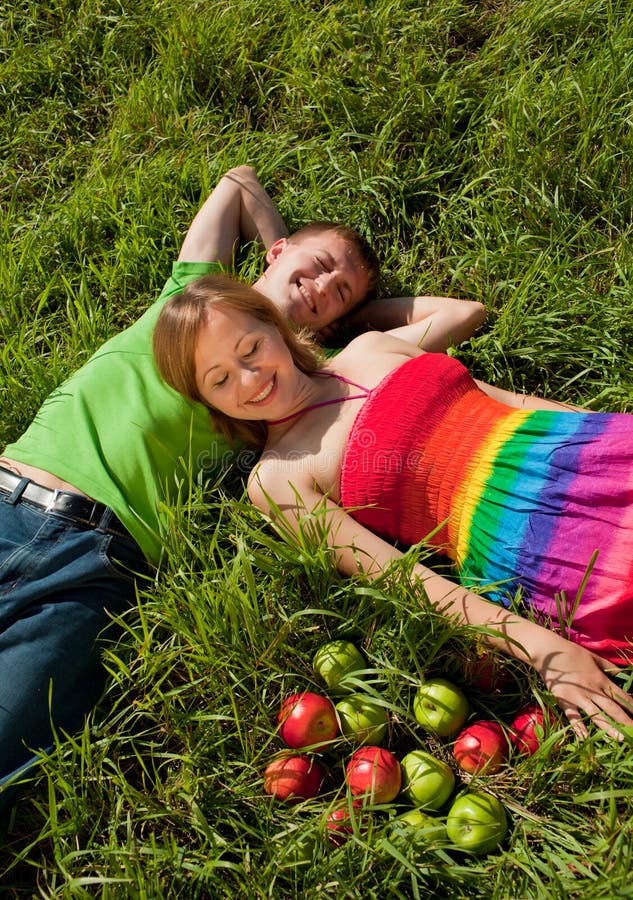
[410,391,500,559]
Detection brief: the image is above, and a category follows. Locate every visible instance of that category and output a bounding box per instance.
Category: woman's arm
[345,295,486,351]
[249,463,633,738]
[178,166,289,267]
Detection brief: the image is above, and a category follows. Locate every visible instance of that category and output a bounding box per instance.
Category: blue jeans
[0,496,148,800]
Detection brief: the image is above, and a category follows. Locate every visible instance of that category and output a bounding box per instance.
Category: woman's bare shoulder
[247,450,319,511]
[336,329,423,360]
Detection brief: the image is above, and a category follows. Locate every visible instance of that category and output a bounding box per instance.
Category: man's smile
[297,279,317,314]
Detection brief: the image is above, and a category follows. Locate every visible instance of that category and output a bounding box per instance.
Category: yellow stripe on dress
[450,410,532,569]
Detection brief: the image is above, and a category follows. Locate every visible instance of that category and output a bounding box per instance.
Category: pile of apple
[263,640,553,858]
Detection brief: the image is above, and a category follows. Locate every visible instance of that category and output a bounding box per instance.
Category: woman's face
[194,305,298,419]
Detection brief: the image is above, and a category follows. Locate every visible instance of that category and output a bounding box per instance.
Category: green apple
[446,792,508,855]
[277,829,318,867]
[400,749,455,811]
[336,693,388,746]
[390,808,447,855]
[313,640,366,694]
[413,677,469,738]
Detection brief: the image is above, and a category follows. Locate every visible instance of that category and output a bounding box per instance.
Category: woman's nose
[239,365,263,400]
[241,363,260,383]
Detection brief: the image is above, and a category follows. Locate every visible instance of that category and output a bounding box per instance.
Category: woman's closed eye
[243,340,260,358]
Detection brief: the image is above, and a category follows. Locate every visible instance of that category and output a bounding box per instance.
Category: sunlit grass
[2,0,633,896]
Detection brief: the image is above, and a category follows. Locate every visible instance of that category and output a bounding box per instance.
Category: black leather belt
[0,465,129,539]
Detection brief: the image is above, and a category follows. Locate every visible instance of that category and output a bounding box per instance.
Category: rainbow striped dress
[340,352,633,663]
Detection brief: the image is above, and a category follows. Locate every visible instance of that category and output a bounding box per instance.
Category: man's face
[252,232,369,331]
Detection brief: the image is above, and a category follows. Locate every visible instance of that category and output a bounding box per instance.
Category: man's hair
[288,221,380,302]
[153,273,321,447]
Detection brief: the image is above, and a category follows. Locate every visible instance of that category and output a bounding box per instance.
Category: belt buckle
[45,488,61,514]
[87,501,102,528]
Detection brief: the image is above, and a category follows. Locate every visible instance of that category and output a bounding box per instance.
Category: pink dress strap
[267,371,371,426]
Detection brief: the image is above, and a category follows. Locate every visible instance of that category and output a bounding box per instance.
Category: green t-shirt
[4,261,230,564]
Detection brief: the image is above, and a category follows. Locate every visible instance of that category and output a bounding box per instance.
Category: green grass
[2,0,633,895]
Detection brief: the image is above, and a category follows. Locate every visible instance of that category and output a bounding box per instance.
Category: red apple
[345,746,402,804]
[264,754,324,802]
[278,692,339,750]
[324,800,365,846]
[453,720,507,775]
[509,702,553,755]
[463,652,511,693]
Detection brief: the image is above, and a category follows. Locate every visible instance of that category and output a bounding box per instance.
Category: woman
[153,274,633,738]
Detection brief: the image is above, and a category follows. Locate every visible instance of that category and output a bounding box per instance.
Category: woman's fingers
[594,691,633,737]
[531,635,633,739]
[554,680,633,740]
[589,658,633,725]
[561,707,588,740]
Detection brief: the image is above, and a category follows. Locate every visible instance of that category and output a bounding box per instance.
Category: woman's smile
[247,375,277,406]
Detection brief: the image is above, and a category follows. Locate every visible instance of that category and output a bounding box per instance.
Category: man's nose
[315,271,336,295]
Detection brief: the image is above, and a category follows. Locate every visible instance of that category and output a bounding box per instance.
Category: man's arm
[346,295,486,352]
[475,380,591,412]
[178,166,289,266]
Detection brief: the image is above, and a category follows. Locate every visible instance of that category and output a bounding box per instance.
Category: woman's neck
[266,368,369,429]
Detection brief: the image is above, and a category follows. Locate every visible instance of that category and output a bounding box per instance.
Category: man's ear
[265,237,289,265]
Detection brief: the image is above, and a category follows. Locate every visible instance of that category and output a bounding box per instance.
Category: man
[180,166,485,348]
[0,166,484,799]
[179,166,380,333]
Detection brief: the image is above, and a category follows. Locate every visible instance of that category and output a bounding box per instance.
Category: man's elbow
[471,300,487,326]
[461,300,487,334]
[224,165,258,183]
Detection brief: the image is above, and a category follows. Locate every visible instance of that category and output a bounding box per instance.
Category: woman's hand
[529,631,633,739]
[438,582,633,741]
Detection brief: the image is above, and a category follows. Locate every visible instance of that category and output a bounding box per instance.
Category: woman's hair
[153,272,322,447]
